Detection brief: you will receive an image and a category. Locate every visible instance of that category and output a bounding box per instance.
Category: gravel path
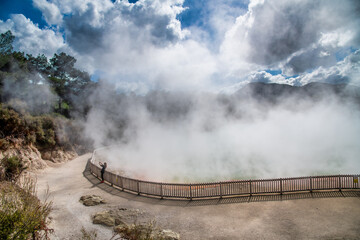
[36,153,360,240]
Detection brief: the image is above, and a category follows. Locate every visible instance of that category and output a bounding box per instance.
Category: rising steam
[88,84,360,182]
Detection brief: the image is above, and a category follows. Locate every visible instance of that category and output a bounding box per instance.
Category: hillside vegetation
[0,30,86,239]
[0,30,93,167]
[0,103,87,153]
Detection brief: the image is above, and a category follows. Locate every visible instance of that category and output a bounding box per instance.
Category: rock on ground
[93,208,180,239]
[158,229,181,240]
[92,208,144,227]
[93,211,116,227]
[80,195,106,206]
[114,223,180,240]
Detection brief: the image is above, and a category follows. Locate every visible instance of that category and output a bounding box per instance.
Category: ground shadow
[83,161,360,207]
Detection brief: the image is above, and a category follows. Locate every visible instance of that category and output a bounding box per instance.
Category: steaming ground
[90,84,360,183]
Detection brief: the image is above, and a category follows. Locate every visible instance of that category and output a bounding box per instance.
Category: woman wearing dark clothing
[99,162,107,183]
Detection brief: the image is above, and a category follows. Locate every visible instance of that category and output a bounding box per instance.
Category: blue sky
[0,0,222,37]
[0,0,46,27]
[0,0,359,92]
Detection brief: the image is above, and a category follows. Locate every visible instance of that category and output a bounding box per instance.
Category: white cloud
[47,0,113,16]
[219,0,360,84]
[1,0,359,91]
[33,0,63,25]
[319,31,355,49]
[0,14,66,57]
[221,49,360,92]
[42,0,217,92]
[294,50,360,86]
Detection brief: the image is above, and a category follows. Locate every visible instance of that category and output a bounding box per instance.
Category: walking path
[36,153,360,240]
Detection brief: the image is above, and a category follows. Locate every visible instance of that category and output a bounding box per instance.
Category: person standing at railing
[99,162,107,183]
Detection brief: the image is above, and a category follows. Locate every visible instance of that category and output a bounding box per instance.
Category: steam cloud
[2,73,57,115]
[89,85,360,182]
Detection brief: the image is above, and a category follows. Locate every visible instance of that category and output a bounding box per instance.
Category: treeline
[0,30,93,151]
[0,30,95,118]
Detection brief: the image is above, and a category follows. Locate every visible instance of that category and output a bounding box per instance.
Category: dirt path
[36,154,360,240]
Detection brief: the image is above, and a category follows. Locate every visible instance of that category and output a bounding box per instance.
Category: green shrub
[25,115,58,148]
[0,178,53,239]
[0,106,26,137]
[0,156,26,181]
[0,105,58,148]
[0,104,87,151]
[25,132,36,145]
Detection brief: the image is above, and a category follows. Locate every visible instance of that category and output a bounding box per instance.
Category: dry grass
[0,177,53,239]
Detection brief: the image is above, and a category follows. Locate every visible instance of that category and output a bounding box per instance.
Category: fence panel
[91,164,101,178]
[251,178,281,194]
[111,174,122,188]
[312,175,339,190]
[341,175,352,189]
[121,177,139,193]
[191,183,221,198]
[105,172,116,185]
[354,175,360,189]
[139,181,162,196]
[282,177,310,193]
[162,183,191,198]
[221,180,250,196]
[341,175,359,189]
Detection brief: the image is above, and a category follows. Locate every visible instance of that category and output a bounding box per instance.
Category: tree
[0,30,15,55]
[0,30,94,118]
[27,54,50,75]
[48,53,77,116]
[50,52,76,79]
[0,31,15,71]
[49,52,92,116]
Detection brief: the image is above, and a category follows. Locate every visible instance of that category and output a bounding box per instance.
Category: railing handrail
[88,147,360,200]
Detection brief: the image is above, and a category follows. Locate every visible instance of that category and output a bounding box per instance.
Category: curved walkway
[36,154,360,240]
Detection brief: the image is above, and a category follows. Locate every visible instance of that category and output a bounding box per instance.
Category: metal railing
[89,149,360,200]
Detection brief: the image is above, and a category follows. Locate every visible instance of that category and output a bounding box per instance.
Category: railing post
[189,184,192,201]
[120,177,124,191]
[137,180,140,195]
[310,177,313,193]
[160,183,163,199]
[280,178,283,195]
[339,175,341,192]
[219,182,222,199]
[249,180,252,196]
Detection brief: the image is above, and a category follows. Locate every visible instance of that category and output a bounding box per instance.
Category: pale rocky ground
[0,143,77,171]
[36,153,360,240]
